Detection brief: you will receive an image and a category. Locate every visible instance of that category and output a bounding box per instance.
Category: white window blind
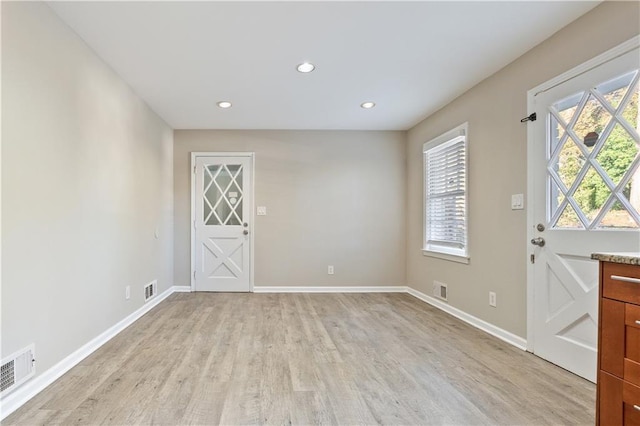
[424,124,468,260]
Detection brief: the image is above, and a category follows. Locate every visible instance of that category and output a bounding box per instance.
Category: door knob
[531,237,545,247]
[243,230,249,235]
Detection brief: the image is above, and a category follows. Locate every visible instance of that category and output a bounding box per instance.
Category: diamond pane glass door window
[203,164,244,226]
[548,69,640,229]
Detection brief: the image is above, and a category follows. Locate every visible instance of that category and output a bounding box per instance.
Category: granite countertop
[591,252,640,265]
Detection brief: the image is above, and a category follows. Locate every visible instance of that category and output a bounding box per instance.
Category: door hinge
[193,270,196,280]
[193,220,196,229]
[530,254,535,264]
[193,165,197,174]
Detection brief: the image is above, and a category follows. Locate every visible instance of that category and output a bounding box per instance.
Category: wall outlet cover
[489,291,497,307]
[511,194,524,210]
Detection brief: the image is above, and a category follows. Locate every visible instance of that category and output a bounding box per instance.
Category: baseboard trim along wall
[0,285,186,420]
[406,287,528,350]
[253,286,406,293]
[1,284,527,420]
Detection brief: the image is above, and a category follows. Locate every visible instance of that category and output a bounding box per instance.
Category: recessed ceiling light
[297,62,315,73]
[361,101,376,109]
[217,101,232,109]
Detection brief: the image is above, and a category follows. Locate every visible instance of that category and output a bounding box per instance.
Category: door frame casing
[525,36,640,352]
[190,152,256,292]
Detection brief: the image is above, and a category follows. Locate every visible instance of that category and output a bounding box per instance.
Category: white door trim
[190,152,255,292]
[525,36,640,352]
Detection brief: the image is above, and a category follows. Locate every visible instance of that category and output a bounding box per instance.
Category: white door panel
[193,154,253,292]
[531,48,640,382]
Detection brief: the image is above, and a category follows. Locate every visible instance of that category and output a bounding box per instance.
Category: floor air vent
[144,280,158,302]
[1,345,35,395]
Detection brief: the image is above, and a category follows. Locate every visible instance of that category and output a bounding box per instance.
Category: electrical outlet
[125,285,131,300]
[328,265,334,275]
[489,291,497,307]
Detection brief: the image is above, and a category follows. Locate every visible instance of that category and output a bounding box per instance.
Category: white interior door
[531,48,640,382]
[193,154,253,292]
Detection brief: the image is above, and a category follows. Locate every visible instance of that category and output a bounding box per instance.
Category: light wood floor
[4,293,595,425]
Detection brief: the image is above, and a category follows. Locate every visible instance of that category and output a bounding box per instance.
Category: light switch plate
[511,194,524,210]
[257,206,267,216]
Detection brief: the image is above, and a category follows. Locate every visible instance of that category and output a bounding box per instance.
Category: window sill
[422,249,470,264]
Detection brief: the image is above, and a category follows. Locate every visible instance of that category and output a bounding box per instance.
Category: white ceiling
[48,1,599,130]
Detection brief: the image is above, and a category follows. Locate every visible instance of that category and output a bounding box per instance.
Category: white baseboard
[406,287,527,350]
[172,286,192,293]
[0,285,183,420]
[253,286,406,293]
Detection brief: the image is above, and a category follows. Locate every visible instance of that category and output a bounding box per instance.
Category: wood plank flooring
[4,293,595,425]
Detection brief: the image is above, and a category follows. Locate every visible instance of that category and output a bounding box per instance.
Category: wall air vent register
[1,345,35,395]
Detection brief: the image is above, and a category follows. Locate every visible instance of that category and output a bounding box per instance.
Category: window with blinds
[423,123,469,262]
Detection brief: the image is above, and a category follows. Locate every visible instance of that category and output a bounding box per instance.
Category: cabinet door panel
[623,403,640,425]
[626,359,640,388]
[602,298,626,377]
[623,381,640,425]
[599,371,623,425]
[628,327,640,365]
[626,304,640,329]
[624,381,640,404]
[603,263,640,305]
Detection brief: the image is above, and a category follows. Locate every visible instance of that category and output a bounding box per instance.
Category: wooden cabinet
[597,260,640,426]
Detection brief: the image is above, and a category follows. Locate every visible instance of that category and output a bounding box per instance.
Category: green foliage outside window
[554,86,639,228]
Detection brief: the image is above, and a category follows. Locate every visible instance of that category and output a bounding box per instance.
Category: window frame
[422,122,470,264]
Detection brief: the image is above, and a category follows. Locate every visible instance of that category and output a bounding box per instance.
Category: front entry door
[193,154,253,292]
[531,48,640,382]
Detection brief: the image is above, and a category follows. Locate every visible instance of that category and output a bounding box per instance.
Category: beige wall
[2,1,173,375]
[174,130,406,288]
[406,1,640,338]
